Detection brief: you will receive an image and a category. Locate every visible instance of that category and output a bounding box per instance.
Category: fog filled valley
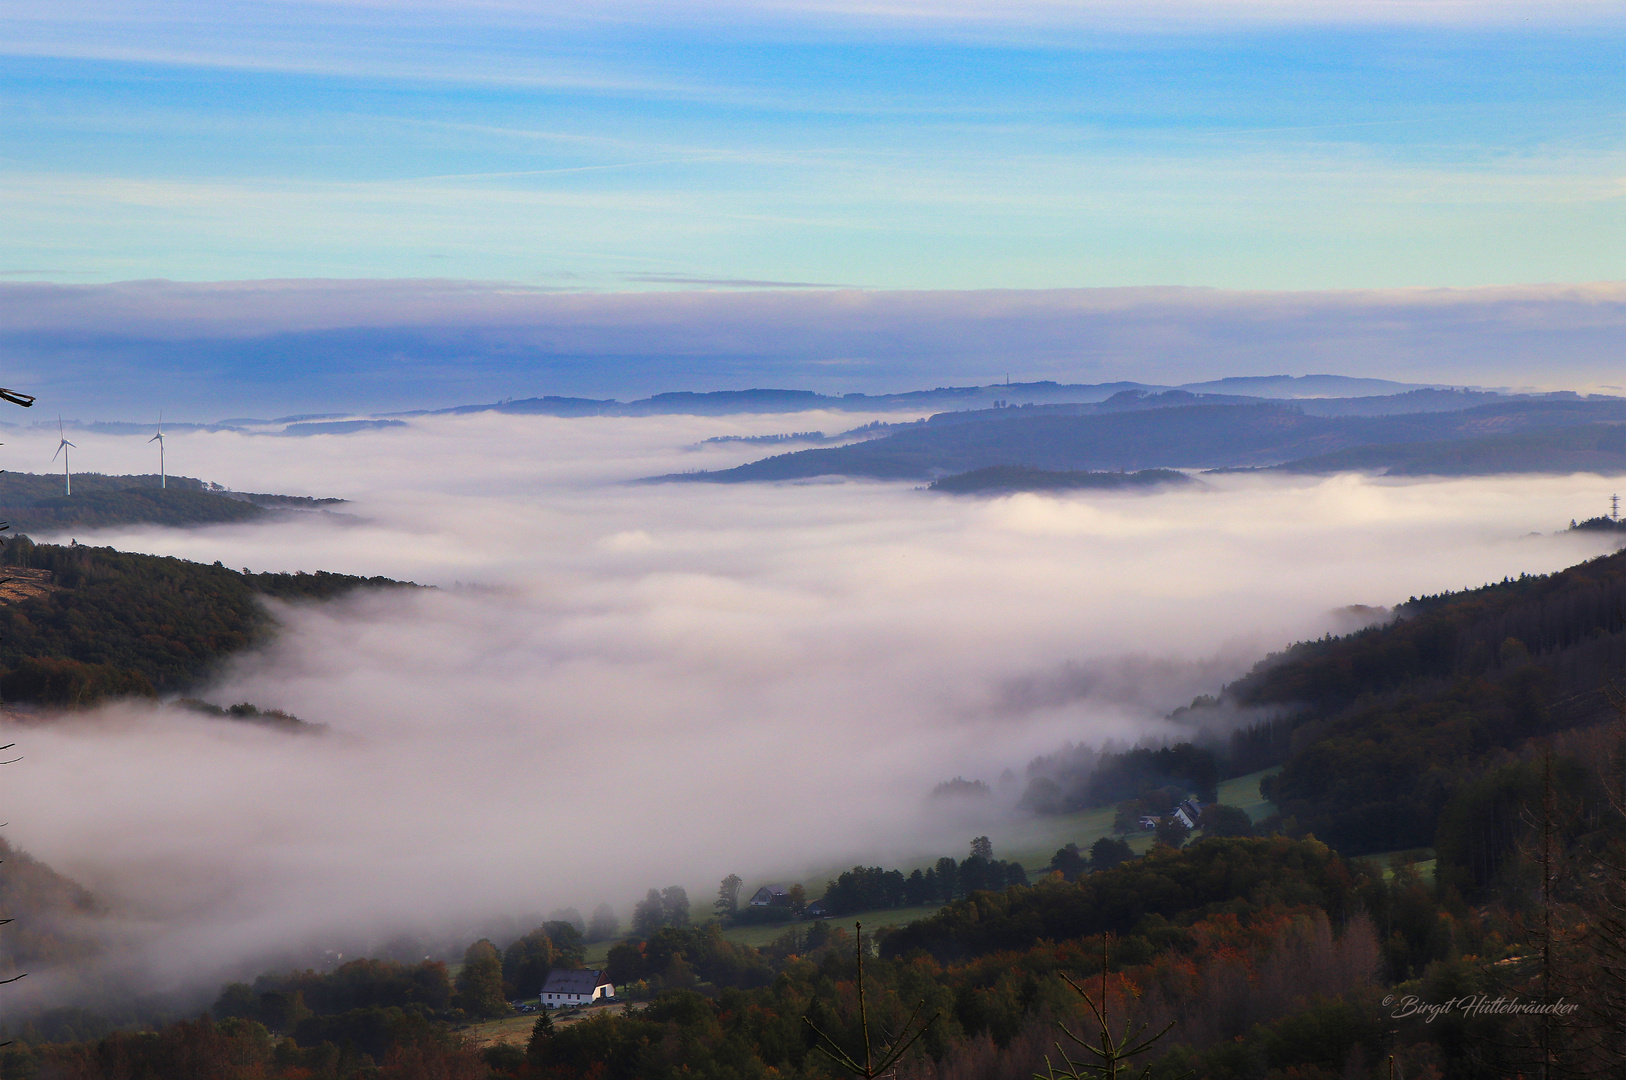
[9,0,1625,1065]
[0,408,1619,1031]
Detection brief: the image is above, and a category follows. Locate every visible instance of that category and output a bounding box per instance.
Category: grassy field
[1361,848,1438,885]
[464,1004,625,1050]
[1218,767,1279,824]
[990,766,1280,876]
[582,904,948,962]
[463,1014,536,1050]
[718,904,946,949]
[769,768,1279,891]
[577,770,1283,965]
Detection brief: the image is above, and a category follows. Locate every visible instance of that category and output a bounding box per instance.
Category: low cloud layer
[0,412,1619,1000]
[4,281,1625,418]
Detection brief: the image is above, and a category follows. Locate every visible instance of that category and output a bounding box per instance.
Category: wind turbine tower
[150,414,166,489]
[52,418,75,496]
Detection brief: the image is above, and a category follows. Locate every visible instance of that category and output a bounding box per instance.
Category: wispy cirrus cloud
[2,1,1620,299]
[3,3,1619,290]
[6,0,1623,54]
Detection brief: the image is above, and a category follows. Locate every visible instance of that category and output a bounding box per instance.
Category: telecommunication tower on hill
[1613,494,1620,521]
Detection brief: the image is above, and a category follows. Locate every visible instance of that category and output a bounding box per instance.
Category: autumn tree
[587,903,619,942]
[632,889,665,937]
[959,854,991,894]
[543,920,585,967]
[661,885,691,927]
[1039,935,1180,1080]
[1090,837,1134,871]
[934,857,959,901]
[715,873,743,919]
[632,886,692,936]
[1196,803,1254,838]
[1050,843,1087,880]
[500,927,554,1000]
[1153,819,1189,850]
[454,939,506,1018]
[802,922,937,1079]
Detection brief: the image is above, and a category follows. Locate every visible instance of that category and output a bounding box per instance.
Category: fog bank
[0,411,1617,995]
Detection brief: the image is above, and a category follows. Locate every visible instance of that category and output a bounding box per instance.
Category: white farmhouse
[1172,800,1203,830]
[540,969,615,1009]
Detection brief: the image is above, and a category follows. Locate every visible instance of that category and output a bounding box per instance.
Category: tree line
[0,832,1521,1080]
[1226,549,1626,853]
[708,838,1031,928]
[0,537,419,705]
[1020,741,1220,818]
[818,851,1029,917]
[0,471,269,532]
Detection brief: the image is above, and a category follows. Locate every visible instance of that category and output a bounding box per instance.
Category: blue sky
[3,2,1622,292]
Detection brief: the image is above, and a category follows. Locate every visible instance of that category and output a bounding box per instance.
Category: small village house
[1172,799,1204,830]
[540,969,615,1009]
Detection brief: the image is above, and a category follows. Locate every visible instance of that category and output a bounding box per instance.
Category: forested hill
[0,472,275,532]
[0,537,419,705]
[1276,421,1626,476]
[1216,546,1626,855]
[928,466,1191,495]
[654,397,1626,482]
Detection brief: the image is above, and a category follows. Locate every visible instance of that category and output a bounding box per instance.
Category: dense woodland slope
[0,473,270,532]
[0,536,417,704]
[1276,420,1626,476]
[0,472,345,532]
[927,466,1190,495]
[660,397,1626,482]
[1209,545,1626,860]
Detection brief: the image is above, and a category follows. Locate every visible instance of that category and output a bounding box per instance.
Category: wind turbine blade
[52,445,63,462]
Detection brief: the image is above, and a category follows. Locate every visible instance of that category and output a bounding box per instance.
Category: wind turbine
[149,413,165,489]
[52,417,75,496]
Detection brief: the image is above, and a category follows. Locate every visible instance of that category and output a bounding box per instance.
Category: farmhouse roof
[750,884,791,904]
[542,969,610,995]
